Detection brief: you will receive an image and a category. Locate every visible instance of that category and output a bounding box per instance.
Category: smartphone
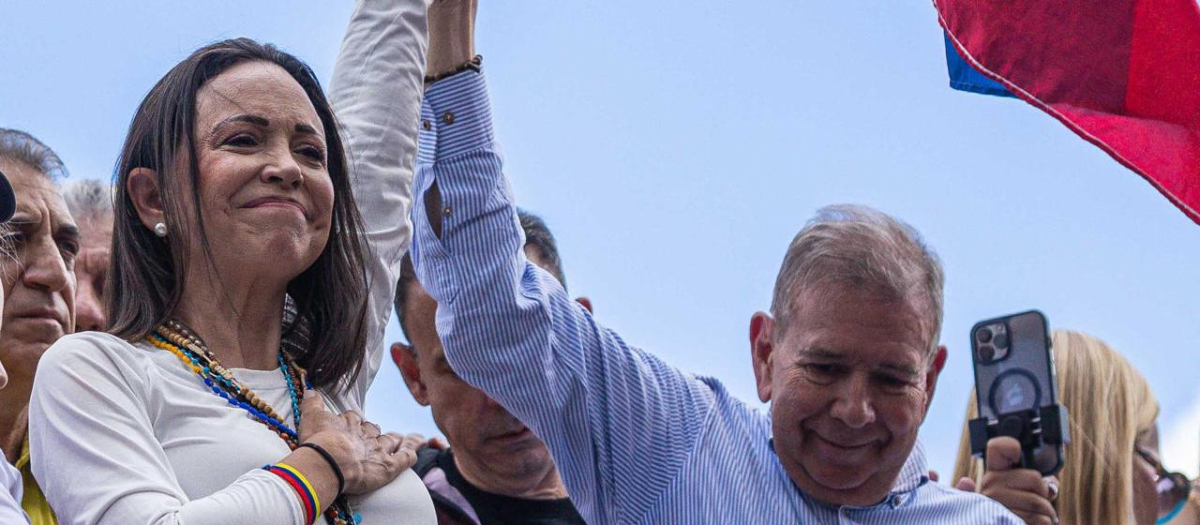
[969,310,1065,475]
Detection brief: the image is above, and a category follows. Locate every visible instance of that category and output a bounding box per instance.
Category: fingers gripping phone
[968,310,1069,476]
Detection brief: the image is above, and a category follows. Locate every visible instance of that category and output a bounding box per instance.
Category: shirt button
[890,495,904,508]
[443,205,453,216]
[442,111,455,124]
[421,120,431,130]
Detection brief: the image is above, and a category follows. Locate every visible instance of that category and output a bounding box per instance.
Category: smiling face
[752,284,942,506]
[0,159,77,388]
[160,60,334,289]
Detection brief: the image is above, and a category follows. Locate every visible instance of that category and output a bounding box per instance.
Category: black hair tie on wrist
[425,55,483,84]
[299,442,345,496]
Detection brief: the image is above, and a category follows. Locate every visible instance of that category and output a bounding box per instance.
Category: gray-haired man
[409,64,1022,522]
[62,180,112,333]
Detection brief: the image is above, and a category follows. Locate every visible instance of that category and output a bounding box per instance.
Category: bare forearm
[279,447,340,515]
[426,0,477,82]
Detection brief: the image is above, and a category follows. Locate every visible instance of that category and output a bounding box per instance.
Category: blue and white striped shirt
[410,70,1021,525]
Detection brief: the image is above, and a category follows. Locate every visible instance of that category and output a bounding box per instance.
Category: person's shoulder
[918,482,1023,523]
[696,375,768,426]
[413,445,451,478]
[38,331,152,377]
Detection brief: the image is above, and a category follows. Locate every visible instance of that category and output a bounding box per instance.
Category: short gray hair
[63,179,114,220]
[770,204,945,354]
[0,128,68,180]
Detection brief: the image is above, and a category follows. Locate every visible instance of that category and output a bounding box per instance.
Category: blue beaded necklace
[150,331,302,441]
[152,323,357,524]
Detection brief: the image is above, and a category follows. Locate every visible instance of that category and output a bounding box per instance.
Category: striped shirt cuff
[419,69,494,163]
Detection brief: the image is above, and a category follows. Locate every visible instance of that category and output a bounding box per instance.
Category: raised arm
[327,0,429,411]
[409,21,718,524]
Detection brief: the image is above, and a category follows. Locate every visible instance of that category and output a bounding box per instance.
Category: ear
[127,167,166,232]
[923,344,948,412]
[391,343,431,406]
[750,311,777,403]
[574,296,593,314]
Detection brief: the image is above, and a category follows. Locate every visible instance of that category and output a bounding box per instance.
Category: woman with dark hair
[26,1,437,523]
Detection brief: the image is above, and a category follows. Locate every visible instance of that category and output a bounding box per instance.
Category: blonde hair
[952,330,1158,524]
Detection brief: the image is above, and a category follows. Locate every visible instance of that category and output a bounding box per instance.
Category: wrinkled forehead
[0,158,70,220]
[75,213,114,250]
[194,61,324,136]
[784,284,933,363]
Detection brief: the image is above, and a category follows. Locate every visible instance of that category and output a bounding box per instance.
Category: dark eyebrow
[800,347,921,376]
[8,213,36,227]
[211,114,270,135]
[801,348,846,361]
[57,224,81,243]
[878,362,922,377]
[295,123,320,136]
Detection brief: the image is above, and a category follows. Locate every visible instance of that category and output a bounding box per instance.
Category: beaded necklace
[151,321,356,525]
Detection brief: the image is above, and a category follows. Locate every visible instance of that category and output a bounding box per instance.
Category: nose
[260,145,304,189]
[74,280,106,332]
[23,237,73,295]
[828,374,877,429]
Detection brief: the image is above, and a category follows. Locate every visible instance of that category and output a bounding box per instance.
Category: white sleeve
[326,0,429,412]
[0,460,27,525]
[28,340,306,525]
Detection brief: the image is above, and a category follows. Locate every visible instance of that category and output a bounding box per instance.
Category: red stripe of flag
[935,0,1200,224]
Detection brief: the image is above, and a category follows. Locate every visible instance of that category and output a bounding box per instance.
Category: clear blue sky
[3,1,1198,479]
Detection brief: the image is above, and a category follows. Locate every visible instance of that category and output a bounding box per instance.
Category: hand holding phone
[968,310,1069,476]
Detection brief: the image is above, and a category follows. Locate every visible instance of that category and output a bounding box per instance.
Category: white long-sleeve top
[26,0,433,523]
[0,453,27,524]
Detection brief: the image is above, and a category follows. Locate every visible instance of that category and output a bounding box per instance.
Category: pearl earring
[153,222,168,238]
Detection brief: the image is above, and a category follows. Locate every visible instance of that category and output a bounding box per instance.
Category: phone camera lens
[978,344,995,362]
[993,332,1009,349]
[977,327,993,343]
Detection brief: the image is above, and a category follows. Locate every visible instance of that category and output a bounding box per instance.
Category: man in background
[0,128,75,525]
[62,180,111,333]
[392,210,587,525]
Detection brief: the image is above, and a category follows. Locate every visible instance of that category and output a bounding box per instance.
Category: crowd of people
[0,0,1194,524]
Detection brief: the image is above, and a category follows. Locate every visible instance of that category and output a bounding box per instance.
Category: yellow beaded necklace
[150,321,356,525]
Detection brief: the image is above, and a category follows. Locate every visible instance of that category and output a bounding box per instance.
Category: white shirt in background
[0,456,28,524]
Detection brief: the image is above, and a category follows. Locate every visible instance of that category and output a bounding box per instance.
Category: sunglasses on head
[1135,446,1192,520]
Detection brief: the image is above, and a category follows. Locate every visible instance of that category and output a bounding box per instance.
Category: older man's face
[751,284,945,507]
[70,210,112,332]
[0,159,77,388]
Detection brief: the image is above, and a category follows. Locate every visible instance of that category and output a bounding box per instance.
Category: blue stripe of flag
[944,33,1015,98]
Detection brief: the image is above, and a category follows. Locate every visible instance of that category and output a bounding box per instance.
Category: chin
[796,470,889,507]
[246,240,324,272]
[777,446,890,507]
[4,325,64,348]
